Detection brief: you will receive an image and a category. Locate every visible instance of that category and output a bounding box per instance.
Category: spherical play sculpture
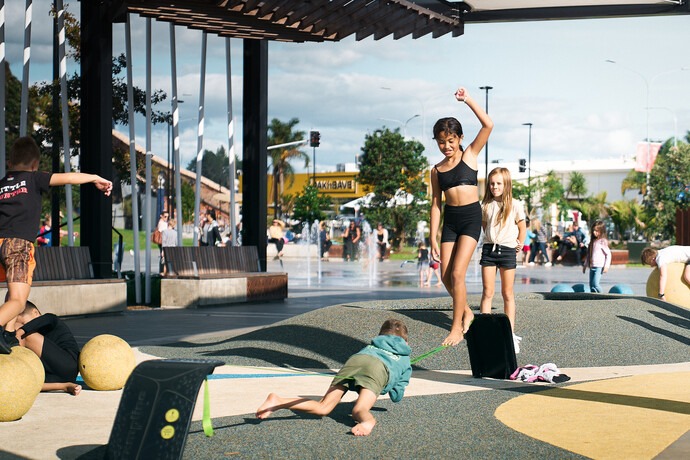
[0,351,41,421]
[10,346,45,395]
[646,263,690,308]
[572,283,586,293]
[609,284,634,295]
[79,334,136,391]
[551,283,575,293]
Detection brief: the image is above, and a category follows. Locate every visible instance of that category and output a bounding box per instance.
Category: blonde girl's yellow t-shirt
[482,198,526,248]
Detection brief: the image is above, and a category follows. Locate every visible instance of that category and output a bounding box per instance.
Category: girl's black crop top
[435,160,478,191]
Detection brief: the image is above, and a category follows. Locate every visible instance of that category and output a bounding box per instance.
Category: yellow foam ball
[10,346,45,395]
[646,263,690,308]
[79,334,135,391]
[0,353,39,421]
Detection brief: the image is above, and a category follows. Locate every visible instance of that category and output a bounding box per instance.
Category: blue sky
[5,4,690,175]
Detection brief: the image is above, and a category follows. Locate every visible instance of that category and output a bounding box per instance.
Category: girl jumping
[430,87,493,346]
[479,167,526,352]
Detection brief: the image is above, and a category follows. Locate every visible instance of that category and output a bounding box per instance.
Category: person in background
[160,219,178,276]
[528,218,551,266]
[268,219,286,259]
[582,220,611,293]
[375,222,389,262]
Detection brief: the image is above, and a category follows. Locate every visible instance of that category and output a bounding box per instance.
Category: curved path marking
[495,372,690,459]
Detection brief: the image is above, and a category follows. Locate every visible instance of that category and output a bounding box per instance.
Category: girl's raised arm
[455,87,493,159]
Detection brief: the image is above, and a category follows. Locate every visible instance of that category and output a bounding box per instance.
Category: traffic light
[310,130,321,147]
[519,158,526,173]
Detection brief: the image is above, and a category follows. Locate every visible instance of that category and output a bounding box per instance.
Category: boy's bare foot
[352,419,376,436]
[256,393,281,419]
[442,329,464,346]
[67,383,82,396]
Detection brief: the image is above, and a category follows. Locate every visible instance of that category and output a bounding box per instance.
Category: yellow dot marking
[165,409,180,423]
[161,425,175,440]
[495,372,690,459]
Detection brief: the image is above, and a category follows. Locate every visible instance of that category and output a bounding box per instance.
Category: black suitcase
[465,313,518,379]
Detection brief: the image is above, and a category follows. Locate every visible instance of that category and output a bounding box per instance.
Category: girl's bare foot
[462,309,475,334]
[442,328,464,346]
[423,282,430,287]
[352,419,376,436]
[67,383,82,396]
[434,282,443,287]
[256,393,281,419]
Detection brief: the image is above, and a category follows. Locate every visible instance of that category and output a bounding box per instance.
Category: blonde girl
[430,87,493,346]
[479,168,526,352]
[583,220,611,293]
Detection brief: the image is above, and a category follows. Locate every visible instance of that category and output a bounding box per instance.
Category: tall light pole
[522,122,532,212]
[479,86,493,183]
[605,61,689,200]
[378,114,420,138]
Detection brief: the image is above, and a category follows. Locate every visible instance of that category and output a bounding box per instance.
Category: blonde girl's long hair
[482,167,513,227]
[586,220,607,266]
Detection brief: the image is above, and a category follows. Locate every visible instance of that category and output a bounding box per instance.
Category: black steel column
[80,1,113,278]
[242,39,268,271]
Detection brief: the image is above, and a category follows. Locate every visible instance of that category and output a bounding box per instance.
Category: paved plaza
[0,256,688,459]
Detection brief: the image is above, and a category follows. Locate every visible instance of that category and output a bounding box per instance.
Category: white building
[477,156,639,204]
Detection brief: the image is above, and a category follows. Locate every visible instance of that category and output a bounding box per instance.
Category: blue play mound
[609,284,634,295]
[572,283,586,293]
[551,283,575,293]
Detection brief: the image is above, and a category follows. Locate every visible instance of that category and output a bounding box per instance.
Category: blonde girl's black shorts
[480,244,517,269]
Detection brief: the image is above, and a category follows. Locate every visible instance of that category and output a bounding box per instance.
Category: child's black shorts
[480,244,517,269]
[41,338,79,383]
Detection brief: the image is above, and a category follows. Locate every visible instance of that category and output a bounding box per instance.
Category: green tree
[357,128,428,249]
[186,146,237,189]
[267,118,308,219]
[180,181,196,224]
[621,169,646,197]
[608,199,646,240]
[569,191,608,225]
[512,181,530,213]
[537,171,567,221]
[291,184,332,226]
[646,140,690,240]
[566,171,587,200]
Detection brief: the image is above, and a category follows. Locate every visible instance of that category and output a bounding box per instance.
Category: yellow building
[266,171,368,204]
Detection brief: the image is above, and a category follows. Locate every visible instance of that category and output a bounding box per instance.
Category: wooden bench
[0,247,127,317]
[556,247,628,265]
[161,246,287,307]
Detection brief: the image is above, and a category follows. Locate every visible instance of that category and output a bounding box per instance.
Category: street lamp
[378,114,420,138]
[479,86,493,183]
[605,60,689,199]
[522,122,532,212]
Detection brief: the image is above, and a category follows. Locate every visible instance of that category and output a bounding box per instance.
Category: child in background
[417,241,430,286]
[13,301,81,394]
[256,318,411,436]
[479,167,526,353]
[528,218,551,266]
[582,220,611,293]
[521,218,534,265]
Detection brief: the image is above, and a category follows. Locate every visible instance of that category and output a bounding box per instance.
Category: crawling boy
[13,301,81,395]
[256,318,411,436]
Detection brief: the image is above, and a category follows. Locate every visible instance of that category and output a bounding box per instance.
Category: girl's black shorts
[480,244,517,269]
[441,202,482,243]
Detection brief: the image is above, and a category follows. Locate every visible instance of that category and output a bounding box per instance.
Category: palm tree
[621,169,646,196]
[267,118,309,219]
[566,171,587,200]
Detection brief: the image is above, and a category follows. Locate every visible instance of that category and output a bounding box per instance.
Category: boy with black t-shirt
[0,136,112,353]
[14,301,81,394]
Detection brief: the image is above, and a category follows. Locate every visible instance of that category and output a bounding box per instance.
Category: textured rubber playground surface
[145,292,689,459]
[0,292,688,459]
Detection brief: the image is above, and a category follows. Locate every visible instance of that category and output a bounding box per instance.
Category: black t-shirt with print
[0,170,52,242]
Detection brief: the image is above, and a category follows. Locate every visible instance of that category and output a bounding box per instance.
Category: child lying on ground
[13,301,81,395]
[256,318,411,436]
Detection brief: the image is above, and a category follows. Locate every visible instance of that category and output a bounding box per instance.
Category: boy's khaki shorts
[0,238,36,285]
[331,353,389,395]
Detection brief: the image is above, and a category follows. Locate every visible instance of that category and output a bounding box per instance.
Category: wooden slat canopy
[123,0,464,42]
